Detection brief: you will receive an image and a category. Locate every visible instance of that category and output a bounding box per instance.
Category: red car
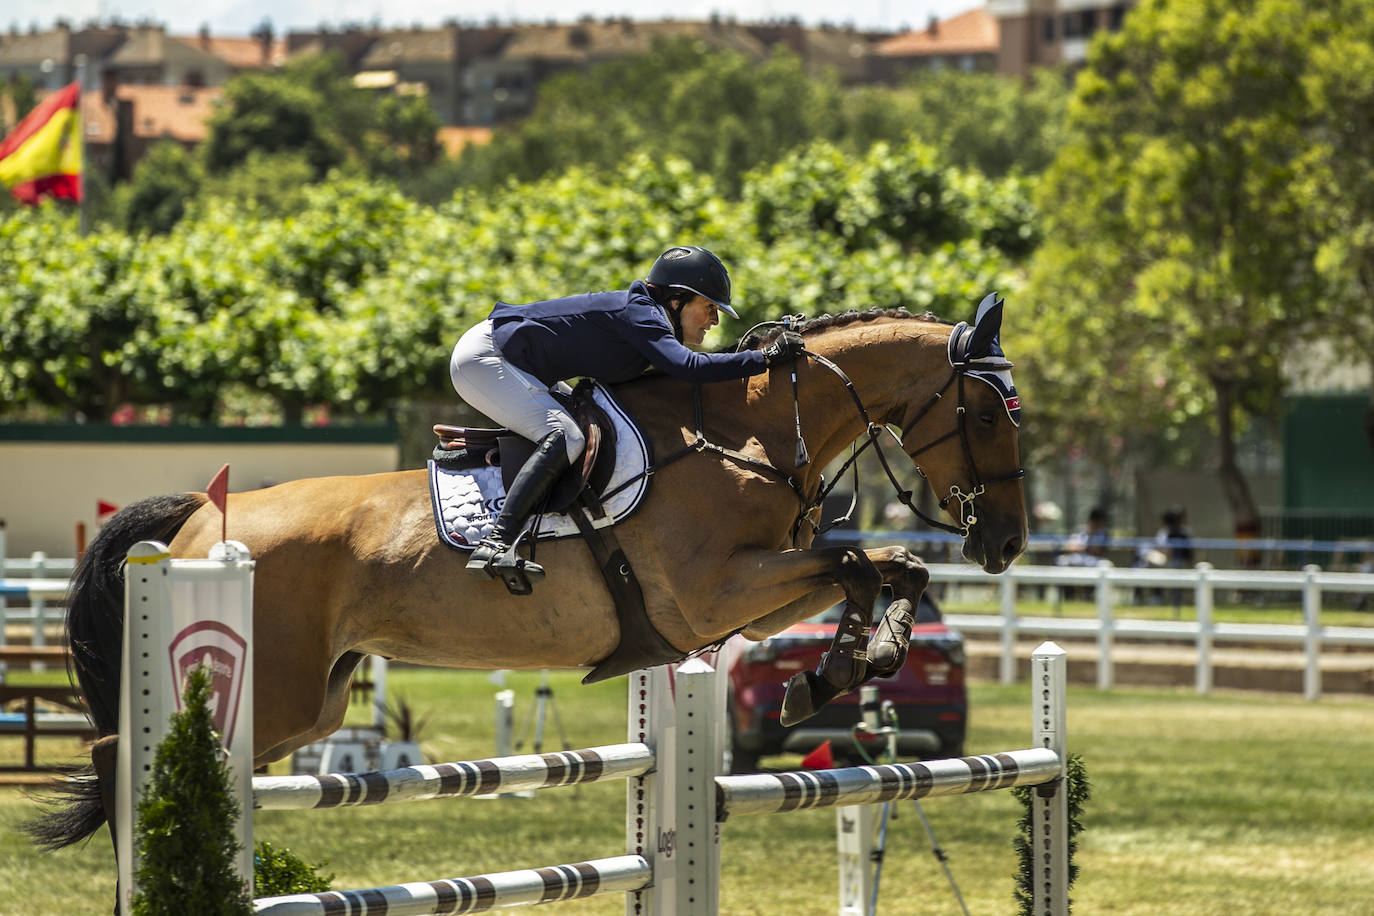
[725,593,966,773]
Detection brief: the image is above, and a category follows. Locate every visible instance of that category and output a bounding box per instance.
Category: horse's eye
[978,411,997,428]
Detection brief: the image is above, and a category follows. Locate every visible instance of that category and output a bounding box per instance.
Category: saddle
[433,379,619,514]
[433,379,684,682]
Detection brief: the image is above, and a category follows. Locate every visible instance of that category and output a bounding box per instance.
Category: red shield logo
[168,621,248,747]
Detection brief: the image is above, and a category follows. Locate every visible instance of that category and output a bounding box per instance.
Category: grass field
[3,666,1374,915]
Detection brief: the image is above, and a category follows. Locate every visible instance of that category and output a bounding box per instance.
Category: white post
[493,689,515,757]
[1095,562,1113,690]
[836,804,877,916]
[628,660,720,916]
[0,520,7,682]
[117,540,255,915]
[1302,564,1322,702]
[1031,641,1069,916]
[371,655,389,731]
[1194,563,1213,695]
[628,665,677,916]
[30,551,47,669]
[1000,573,1018,684]
[673,659,720,915]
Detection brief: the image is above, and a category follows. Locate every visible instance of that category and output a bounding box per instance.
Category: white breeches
[449,320,586,464]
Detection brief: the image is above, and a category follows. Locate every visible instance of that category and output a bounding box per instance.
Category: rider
[450,245,805,588]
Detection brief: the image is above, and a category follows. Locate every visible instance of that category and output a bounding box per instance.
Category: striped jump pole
[716,749,1062,819]
[253,744,655,810]
[253,855,652,916]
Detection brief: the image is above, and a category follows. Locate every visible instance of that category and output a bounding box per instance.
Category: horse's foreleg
[864,546,931,676]
[699,545,884,726]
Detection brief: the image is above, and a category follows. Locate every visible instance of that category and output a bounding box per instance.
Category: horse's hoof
[780,670,842,727]
[869,598,914,676]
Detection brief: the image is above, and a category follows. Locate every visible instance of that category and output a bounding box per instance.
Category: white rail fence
[121,543,1070,916]
[931,561,1374,700]
[9,545,1374,697]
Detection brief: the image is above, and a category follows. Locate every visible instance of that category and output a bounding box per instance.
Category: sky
[7,0,978,38]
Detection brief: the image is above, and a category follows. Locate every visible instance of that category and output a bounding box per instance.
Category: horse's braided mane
[733,307,950,353]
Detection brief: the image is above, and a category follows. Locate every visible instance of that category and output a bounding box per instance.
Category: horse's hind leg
[255,652,366,765]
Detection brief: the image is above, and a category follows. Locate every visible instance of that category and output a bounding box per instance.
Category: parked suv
[726,593,966,773]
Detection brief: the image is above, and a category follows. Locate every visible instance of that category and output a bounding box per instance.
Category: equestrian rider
[450,245,804,587]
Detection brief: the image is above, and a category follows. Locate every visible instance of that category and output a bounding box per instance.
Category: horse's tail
[24,492,207,851]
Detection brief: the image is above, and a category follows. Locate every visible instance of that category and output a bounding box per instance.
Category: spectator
[1056,506,1110,567]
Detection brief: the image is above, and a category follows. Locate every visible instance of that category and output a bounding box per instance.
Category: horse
[30,298,1027,854]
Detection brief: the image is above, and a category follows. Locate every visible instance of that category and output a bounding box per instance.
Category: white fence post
[30,551,47,670]
[1195,563,1213,695]
[117,539,255,916]
[1000,573,1018,684]
[836,804,878,916]
[628,665,677,916]
[1095,562,1113,690]
[1302,564,1322,701]
[673,659,720,915]
[371,655,389,731]
[1030,642,1069,916]
[0,520,7,682]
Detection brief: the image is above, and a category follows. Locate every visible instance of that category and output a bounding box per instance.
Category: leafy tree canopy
[446,38,1068,196]
[1019,0,1356,526]
[202,52,441,180]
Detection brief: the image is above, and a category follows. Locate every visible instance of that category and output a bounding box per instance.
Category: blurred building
[2,4,1142,173]
[987,0,1135,75]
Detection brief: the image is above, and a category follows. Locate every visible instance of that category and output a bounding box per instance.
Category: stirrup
[467,538,546,595]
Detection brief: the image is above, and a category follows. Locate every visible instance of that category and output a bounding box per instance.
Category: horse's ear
[967,293,1005,359]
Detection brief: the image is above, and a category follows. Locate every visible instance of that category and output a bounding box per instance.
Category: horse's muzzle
[963,523,1025,574]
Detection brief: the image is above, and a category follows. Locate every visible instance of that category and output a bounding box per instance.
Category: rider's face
[679,295,720,347]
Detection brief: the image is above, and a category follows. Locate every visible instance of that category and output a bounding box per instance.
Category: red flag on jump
[206,463,229,542]
[96,500,119,526]
[800,740,834,770]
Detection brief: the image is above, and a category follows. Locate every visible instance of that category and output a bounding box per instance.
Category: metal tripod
[858,686,969,916]
[512,669,570,755]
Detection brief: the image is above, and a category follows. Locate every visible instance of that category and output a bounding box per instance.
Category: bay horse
[31,300,1027,853]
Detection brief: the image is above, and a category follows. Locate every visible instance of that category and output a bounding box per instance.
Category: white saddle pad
[427,382,652,551]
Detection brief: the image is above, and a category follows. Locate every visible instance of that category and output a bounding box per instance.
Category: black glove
[762,330,806,367]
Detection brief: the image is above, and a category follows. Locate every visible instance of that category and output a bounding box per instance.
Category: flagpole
[75,53,88,236]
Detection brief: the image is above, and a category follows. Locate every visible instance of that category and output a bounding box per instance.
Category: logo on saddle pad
[168,620,248,746]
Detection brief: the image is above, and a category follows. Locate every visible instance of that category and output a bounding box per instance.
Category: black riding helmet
[645,246,739,319]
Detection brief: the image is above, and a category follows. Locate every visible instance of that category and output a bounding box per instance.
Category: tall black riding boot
[467,429,571,592]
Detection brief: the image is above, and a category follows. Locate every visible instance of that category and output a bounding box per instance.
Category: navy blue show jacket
[489,281,767,387]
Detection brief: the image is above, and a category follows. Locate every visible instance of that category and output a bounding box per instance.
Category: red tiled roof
[873,8,999,57]
[73,85,222,144]
[437,126,492,156]
[176,34,288,69]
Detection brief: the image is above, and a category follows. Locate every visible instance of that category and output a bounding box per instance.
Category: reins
[600,317,1025,545]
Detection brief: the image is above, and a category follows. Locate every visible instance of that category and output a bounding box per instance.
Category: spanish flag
[0,81,82,204]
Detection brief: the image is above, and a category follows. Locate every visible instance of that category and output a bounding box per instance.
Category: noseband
[800,343,1026,540]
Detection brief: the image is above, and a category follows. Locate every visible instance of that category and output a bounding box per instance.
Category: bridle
[745,316,1026,541]
[805,347,1027,539]
[598,319,1026,545]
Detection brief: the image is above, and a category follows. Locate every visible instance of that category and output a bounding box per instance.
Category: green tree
[1297,0,1374,456]
[115,140,204,235]
[1022,0,1336,533]
[453,38,844,194]
[202,56,348,176]
[131,666,251,915]
[844,69,1069,177]
[202,53,440,182]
